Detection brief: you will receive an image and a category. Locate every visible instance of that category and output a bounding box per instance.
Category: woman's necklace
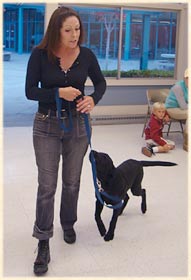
[59,57,71,73]
[59,47,80,73]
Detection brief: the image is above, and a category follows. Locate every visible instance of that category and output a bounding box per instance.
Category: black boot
[34,239,50,276]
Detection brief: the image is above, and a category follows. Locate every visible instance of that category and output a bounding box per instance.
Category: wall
[86,85,170,106]
[86,84,171,120]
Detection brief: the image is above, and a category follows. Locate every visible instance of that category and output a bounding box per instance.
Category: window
[23,8,45,52]
[70,5,178,78]
[3,4,45,53]
[3,8,18,51]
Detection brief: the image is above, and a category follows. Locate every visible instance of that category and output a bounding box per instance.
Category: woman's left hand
[76,96,95,113]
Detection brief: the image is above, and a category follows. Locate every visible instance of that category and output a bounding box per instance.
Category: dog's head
[90,150,115,187]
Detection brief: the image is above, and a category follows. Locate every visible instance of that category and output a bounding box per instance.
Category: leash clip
[97,179,104,192]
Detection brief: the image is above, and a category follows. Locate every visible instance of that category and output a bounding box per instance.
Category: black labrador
[90,150,177,241]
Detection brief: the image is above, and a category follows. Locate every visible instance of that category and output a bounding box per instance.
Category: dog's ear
[91,150,97,156]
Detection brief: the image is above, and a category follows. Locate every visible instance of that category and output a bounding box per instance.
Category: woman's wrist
[58,87,66,99]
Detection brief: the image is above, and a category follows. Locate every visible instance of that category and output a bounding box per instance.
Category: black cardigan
[25,46,106,111]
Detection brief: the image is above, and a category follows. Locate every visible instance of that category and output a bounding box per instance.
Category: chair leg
[167,121,172,136]
[142,115,149,137]
[167,120,184,135]
[179,121,184,134]
[142,122,146,137]
[142,107,150,137]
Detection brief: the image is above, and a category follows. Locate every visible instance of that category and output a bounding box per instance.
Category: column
[140,14,150,70]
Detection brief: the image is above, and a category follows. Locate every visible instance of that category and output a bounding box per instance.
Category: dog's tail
[140,161,177,167]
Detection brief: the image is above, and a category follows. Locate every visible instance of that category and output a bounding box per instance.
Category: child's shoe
[141,146,155,157]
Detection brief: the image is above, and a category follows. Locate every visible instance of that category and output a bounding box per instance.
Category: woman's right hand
[58,87,81,101]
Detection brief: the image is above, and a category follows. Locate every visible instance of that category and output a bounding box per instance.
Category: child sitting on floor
[142,102,175,157]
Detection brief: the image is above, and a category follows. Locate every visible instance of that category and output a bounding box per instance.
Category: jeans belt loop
[48,109,52,118]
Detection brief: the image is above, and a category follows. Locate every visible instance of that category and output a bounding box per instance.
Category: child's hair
[152,102,166,112]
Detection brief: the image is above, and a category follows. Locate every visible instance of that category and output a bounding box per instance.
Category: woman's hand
[76,96,95,113]
[59,87,81,101]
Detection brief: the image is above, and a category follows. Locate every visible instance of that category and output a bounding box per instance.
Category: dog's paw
[99,227,106,236]
[97,222,106,236]
[141,189,147,213]
[118,207,125,216]
[104,232,114,241]
[141,202,147,213]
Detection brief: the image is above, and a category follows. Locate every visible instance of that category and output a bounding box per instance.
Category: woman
[165,68,188,120]
[25,6,106,275]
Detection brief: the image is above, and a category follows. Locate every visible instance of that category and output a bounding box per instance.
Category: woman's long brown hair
[37,6,84,62]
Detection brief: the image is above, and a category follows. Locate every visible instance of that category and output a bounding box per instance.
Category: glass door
[3,9,18,51]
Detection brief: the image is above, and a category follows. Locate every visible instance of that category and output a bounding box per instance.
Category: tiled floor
[3,123,188,277]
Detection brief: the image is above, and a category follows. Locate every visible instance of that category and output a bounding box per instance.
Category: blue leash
[55,91,73,132]
[55,93,123,210]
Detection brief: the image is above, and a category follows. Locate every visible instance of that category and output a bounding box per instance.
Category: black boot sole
[34,257,50,275]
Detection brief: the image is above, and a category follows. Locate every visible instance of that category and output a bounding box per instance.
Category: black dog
[90,150,177,241]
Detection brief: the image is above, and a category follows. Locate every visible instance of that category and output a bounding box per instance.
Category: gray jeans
[32,111,90,240]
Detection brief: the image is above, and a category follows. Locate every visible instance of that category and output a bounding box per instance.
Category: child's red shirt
[144,113,167,146]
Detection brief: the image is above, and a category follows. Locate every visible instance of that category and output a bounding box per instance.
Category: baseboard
[90,105,147,125]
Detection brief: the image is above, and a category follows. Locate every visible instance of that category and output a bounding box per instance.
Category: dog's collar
[96,179,124,209]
